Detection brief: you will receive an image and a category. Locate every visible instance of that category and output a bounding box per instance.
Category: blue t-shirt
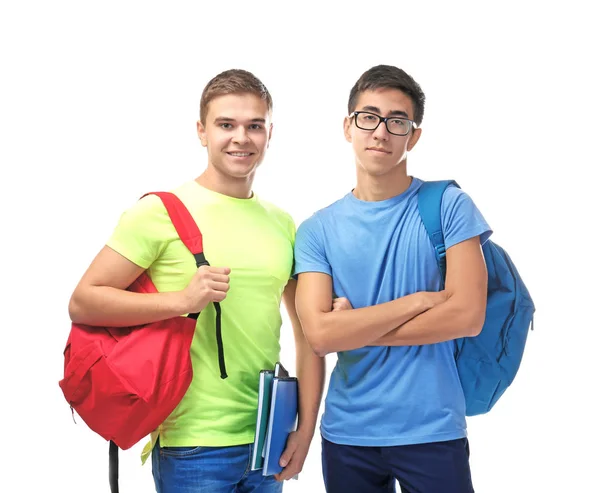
[294,177,492,446]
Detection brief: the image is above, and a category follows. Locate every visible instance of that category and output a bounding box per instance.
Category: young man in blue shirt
[294,65,492,493]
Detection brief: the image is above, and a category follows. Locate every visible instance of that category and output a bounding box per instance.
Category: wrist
[171,290,191,315]
[295,423,316,439]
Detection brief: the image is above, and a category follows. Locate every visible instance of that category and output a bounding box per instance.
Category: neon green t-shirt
[107,180,295,450]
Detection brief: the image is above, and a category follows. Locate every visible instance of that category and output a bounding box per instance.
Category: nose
[232,126,250,145]
[372,120,390,141]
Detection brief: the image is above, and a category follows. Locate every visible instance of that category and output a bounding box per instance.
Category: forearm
[372,294,485,346]
[69,286,187,327]
[282,278,326,436]
[295,341,325,437]
[308,292,429,356]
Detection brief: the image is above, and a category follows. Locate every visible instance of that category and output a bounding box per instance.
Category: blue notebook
[262,376,298,476]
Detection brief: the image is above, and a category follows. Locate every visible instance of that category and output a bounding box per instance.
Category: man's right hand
[181,266,231,313]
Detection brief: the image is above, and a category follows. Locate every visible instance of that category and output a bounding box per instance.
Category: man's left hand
[274,430,312,481]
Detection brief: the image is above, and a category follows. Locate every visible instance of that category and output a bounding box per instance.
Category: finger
[275,462,298,482]
[332,300,347,311]
[279,442,297,469]
[209,281,230,292]
[208,266,231,275]
[211,291,227,303]
[209,273,230,284]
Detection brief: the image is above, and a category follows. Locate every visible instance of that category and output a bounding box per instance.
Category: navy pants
[322,437,474,493]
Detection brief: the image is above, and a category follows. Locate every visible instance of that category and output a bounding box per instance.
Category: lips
[366,147,391,154]
[226,151,254,157]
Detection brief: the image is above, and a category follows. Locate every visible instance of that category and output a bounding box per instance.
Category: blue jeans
[152,441,283,493]
[322,437,474,493]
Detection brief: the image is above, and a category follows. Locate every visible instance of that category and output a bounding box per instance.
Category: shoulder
[437,182,493,247]
[257,198,294,225]
[117,192,171,226]
[255,197,297,242]
[441,183,473,206]
[439,183,485,225]
[295,202,339,247]
[297,200,337,236]
[298,194,349,231]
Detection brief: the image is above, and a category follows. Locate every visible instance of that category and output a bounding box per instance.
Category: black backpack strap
[109,440,119,493]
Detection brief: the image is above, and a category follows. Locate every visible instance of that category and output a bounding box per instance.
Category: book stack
[251,361,298,476]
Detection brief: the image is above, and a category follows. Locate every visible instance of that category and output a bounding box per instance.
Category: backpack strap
[109,440,119,493]
[417,180,460,285]
[142,192,227,380]
[142,192,208,267]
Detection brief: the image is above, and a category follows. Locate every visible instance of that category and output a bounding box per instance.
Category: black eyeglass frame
[351,111,417,136]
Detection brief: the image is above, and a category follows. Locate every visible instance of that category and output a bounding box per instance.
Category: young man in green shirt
[68,69,324,492]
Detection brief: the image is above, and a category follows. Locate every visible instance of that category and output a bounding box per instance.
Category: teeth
[229,152,251,157]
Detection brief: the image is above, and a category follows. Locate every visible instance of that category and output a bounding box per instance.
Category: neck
[195,166,254,199]
[353,161,412,201]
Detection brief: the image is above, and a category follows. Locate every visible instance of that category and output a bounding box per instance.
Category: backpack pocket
[59,340,104,405]
[456,350,506,416]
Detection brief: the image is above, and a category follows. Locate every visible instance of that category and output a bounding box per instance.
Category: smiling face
[197,93,272,181]
[344,88,422,177]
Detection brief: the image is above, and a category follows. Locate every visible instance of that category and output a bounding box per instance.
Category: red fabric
[59,192,202,450]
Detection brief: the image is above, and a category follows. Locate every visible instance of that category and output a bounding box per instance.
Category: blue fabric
[293,177,492,446]
[322,436,474,493]
[417,180,535,415]
[152,441,282,493]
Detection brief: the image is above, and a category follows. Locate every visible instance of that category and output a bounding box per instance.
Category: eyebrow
[214,117,267,123]
[360,105,410,118]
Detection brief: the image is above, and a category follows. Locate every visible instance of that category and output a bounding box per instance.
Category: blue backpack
[417,180,535,416]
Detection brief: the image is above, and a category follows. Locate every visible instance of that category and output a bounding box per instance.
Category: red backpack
[58,191,227,492]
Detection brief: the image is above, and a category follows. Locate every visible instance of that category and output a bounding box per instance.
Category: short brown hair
[199,69,273,124]
[348,65,426,126]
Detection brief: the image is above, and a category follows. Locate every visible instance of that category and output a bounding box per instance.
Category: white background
[1,1,599,492]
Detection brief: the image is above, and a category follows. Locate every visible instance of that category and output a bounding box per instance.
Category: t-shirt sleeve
[286,212,296,248]
[293,215,332,278]
[285,212,297,280]
[441,186,493,249]
[106,195,170,269]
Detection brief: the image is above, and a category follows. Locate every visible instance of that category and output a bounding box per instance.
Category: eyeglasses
[351,111,416,136]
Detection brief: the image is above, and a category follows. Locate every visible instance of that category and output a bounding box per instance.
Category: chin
[359,160,396,177]
[225,163,260,179]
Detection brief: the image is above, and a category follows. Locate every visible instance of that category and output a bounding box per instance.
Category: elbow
[313,345,330,358]
[68,291,86,324]
[307,332,330,357]
[450,291,486,338]
[68,296,80,324]
[303,324,331,358]
[464,307,486,337]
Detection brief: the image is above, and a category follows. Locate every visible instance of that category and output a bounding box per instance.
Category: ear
[267,123,273,148]
[197,120,208,147]
[343,116,353,143]
[407,127,422,152]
